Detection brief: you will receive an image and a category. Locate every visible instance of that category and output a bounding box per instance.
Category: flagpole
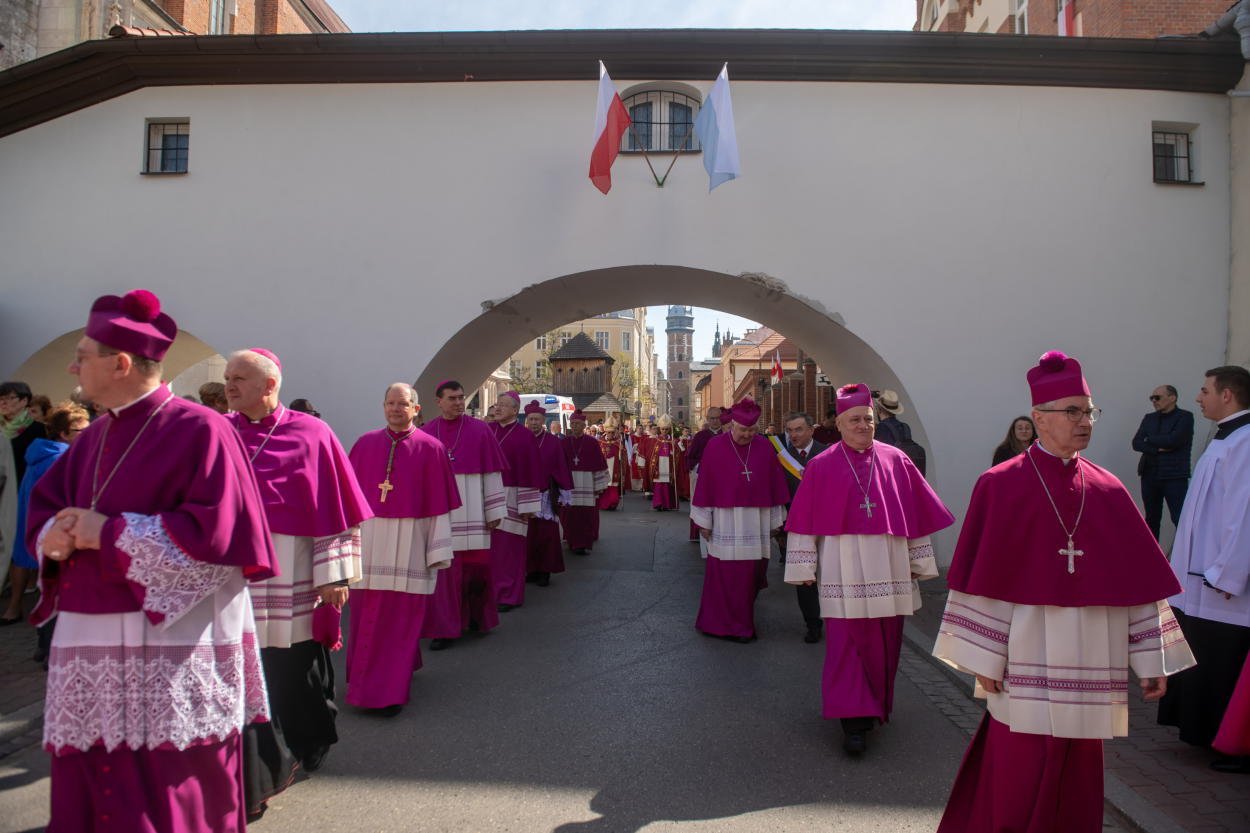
[626,123,663,187]
[655,123,697,187]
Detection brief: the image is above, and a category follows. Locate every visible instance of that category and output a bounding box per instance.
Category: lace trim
[820,580,914,600]
[907,542,935,562]
[119,513,234,626]
[45,632,270,753]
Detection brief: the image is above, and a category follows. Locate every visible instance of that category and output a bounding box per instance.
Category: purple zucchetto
[85,289,177,361]
[524,399,545,416]
[731,397,761,426]
[1027,350,1090,406]
[836,383,872,415]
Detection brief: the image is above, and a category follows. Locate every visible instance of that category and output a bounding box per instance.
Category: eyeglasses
[1036,406,1102,423]
[1149,395,1163,402]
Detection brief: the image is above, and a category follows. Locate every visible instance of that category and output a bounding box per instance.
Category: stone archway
[8,328,226,403]
[416,264,929,456]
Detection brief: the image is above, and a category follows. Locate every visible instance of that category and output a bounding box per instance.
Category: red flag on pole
[589,62,631,194]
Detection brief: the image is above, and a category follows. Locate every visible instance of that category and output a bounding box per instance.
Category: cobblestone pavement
[912,580,1250,833]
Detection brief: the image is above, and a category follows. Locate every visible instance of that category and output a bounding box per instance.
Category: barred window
[620,89,703,154]
[144,121,189,174]
[1153,129,1194,184]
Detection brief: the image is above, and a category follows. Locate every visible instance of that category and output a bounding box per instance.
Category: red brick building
[916,0,1232,37]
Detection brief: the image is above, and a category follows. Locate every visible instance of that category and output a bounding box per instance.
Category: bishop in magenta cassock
[691,397,790,643]
[784,383,954,755]
[562,409,609,554]
[934,351,1194,833]
[596,419,628,510]
[346,383,461,715]
[489,391,543,611]
[420,380,507,649]
[523,400,573,586]
[28,290,275,833]
[225,348,371,789]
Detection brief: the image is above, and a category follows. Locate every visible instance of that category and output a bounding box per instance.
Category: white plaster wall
[0,79,1231,561]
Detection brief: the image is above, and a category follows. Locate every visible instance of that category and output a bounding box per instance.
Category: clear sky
[326,1,918,370]
[329,1,918,32]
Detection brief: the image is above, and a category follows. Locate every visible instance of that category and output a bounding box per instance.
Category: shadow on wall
[6,328,225,403]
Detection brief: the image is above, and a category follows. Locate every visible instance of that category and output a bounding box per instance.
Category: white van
[518,393,576,432]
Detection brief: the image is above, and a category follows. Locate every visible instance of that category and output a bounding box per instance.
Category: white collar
[1218,409,1250,425]
[1033,440,1075,464]
[795,440,814,454]
[110,385,162,416]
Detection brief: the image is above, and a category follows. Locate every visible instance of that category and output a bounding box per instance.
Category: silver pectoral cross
[859,499,877,517]
[573,456,580,466]
[1059,537,1084,574]
[741,468,752,481]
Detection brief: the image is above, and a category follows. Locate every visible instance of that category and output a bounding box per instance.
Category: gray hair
[385,382,418,405]
[228,350,283,392]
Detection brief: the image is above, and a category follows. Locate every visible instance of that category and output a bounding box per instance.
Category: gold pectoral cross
[1059,537,1083,574]
[378,479,394,503]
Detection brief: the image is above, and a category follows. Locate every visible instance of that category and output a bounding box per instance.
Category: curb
[899,622,1186,833]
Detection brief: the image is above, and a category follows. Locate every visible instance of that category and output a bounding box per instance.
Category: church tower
[666,305,694,424]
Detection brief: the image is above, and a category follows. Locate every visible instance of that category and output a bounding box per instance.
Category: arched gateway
[1,29,1244,561]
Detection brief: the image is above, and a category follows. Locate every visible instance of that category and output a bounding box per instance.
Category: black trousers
[243,640,338,813]
[1158,609,1250,746]
[796,583,822,632]
[1140,476,1188,540]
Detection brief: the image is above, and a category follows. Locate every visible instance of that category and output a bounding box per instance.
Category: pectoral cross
[741,469,752,481]
[573,455,580,466]
[378,479,394,503]
[1059,537,1083,574]
[447,451,455,462]
[859,499,877,517]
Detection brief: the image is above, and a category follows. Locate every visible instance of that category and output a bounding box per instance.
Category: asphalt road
[0,493,975,833]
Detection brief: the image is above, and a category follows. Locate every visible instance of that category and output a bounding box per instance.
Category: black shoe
[536,573,550,587]
[372,704,403,718]
[429,638,456,651]
[842,732,867,756]
[1211,756,1250,774]
[302,745,331,772]
[497,603,518,613]
[804,627,822,644]
[573,548,590,555]
[525,572,541,584]
[0,617,21,627]
[727,635,754,644]
[247,802,268,823]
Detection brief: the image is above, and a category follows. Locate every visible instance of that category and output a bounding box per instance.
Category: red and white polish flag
[771,349,784,383]
[1058,1,1075,36]
[589,61,631,195]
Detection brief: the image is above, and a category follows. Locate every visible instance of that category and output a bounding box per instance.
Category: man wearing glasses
[1132,385,1194,540]
[934,350,1194,832]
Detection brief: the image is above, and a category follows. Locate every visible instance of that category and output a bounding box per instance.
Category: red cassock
[597,438,627,509]
[676,437,692,500]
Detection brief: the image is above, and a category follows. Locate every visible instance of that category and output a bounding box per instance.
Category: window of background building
[1012,0,1028,34]
[1152,125,1198,184]
[509,359,523,378]
[536,360,549,380]
[621,89,703,153]
[622,332,632,351]
[536,334,547,351]
[560,332,572,347]
[208,0,231,34]
[595,331,610,350]
[144,120,189,174]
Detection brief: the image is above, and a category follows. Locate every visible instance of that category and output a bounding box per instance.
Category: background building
[0,0,349,71]
[665,305,693,424]
[504,308,658,418]
[915,0,1231,37]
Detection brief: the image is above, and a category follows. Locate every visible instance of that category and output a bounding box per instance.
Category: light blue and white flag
[693,63,741,191]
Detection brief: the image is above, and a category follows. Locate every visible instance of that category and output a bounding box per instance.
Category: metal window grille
[1153,131,1192,183]
[620,91,703,153]
[146,122,189,173]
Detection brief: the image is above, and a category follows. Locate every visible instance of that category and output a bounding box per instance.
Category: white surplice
[251,529,361,649]
[784,534,937,618]
[689,504,786,561]
[450,471,506,550]
[934,589,1195,738]
[358,514,454,595]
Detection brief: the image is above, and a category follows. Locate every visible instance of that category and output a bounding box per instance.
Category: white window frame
[1013,0,1028,34]
[595,331,610,350]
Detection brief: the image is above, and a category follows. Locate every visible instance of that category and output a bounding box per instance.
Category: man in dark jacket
[1132,384,1194,540]
[773,412,828,643]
